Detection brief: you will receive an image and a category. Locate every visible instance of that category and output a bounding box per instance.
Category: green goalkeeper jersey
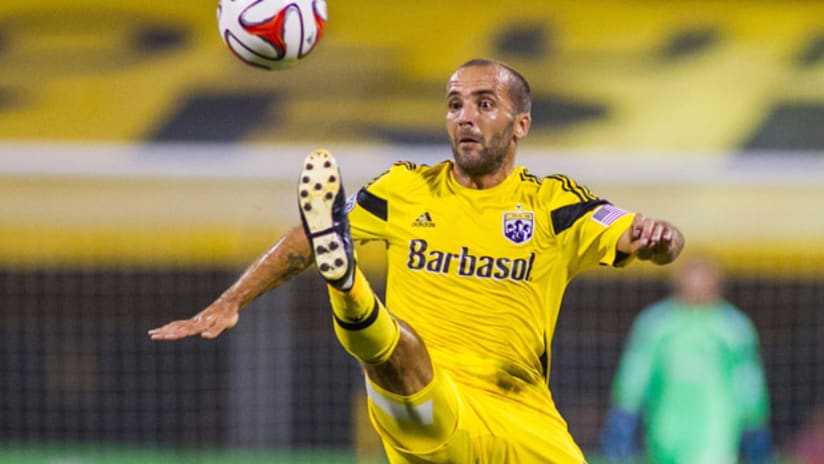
[611,297,770,464]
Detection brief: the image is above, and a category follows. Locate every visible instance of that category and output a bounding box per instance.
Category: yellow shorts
[365,368,587,463]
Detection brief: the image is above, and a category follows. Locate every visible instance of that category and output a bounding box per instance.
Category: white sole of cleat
[299,149,349,281]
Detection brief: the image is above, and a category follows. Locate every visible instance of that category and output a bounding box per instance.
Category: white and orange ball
[217,0,327,70]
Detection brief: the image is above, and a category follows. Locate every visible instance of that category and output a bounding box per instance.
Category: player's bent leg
[364,320,433,394]
[365,363,461,458]
[299,149,459,458]
[363,321,464,460]
[329,269,401,364]
[299,149,401,364]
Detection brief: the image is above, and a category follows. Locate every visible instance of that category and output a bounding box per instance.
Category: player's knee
[365,319,434,394]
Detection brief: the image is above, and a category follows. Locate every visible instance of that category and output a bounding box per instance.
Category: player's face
[445,65,529,178]
[675,258,722,305]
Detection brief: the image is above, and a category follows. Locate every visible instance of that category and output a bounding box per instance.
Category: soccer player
[601,255,772,464]
[150,58,684,463]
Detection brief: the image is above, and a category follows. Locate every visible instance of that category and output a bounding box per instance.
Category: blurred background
[1,0,823,462]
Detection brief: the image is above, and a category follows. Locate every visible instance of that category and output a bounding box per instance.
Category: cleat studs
[300,152,349,283]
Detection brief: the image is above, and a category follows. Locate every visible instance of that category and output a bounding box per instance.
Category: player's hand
[148,298,240,341]
[622,213,684,265]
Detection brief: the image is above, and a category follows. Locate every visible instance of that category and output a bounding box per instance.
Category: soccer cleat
[298,149,355,291]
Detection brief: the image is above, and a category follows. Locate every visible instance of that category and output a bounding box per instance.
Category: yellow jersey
[348,160,633,398]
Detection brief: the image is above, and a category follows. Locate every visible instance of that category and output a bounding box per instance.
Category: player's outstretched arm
[148,225,312,341]
[617,213,684,265]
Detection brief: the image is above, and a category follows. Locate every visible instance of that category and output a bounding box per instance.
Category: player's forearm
[218,225,313,309]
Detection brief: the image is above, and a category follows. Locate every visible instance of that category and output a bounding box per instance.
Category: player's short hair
[457,58,532,115]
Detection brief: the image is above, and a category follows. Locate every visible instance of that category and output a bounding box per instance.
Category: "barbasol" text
[406,239,535,282]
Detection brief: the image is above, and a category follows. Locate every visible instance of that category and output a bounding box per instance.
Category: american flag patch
[592,205,627,226]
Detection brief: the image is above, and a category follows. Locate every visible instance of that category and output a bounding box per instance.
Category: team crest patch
[503,210,534,244]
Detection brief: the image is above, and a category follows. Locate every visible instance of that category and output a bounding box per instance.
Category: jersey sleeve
[545,175,635,276]
[567,203,634,273]
[347,168,392,243]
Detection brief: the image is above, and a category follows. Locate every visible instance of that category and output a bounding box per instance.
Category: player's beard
[450,123,514,178]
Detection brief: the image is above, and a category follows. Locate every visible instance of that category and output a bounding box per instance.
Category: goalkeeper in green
[601,255,773,464]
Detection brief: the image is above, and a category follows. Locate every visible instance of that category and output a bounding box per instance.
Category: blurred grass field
[0,445,802,464]
[0,445,358,464]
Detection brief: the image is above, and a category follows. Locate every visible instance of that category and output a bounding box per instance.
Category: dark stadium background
[0,0,822,462]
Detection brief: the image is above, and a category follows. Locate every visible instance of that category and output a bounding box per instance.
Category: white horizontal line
[0,142,822,187]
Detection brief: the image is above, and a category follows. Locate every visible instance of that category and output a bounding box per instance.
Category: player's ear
[514,113,531,140]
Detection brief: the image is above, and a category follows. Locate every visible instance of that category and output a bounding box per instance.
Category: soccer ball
[217,0,327,70]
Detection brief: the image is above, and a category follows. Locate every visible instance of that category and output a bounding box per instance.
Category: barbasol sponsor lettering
[406,239,535,282]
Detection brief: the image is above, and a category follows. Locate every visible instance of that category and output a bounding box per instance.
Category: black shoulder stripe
[356,188,388,221]
[578,183,598,202]
[546,175,598,202]
[364,169,390,189]
[520,170,541,184]
[551,199,609,234]
[393,161,417,171]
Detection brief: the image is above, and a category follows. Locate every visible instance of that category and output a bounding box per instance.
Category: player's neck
[452,157,515,190]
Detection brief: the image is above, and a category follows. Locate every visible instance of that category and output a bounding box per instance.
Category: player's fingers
[149,319,204,340]
[648,222,665,245]
[643,218,658,240]
[631,213,646,240]
[632,217,654,247]
[147,326,163,335]
[149,324,184,340]
[149,323,188,340]
[660,224,674,242]
[148,320,183,337]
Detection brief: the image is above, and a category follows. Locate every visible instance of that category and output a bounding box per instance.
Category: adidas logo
[412,212,436,228]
